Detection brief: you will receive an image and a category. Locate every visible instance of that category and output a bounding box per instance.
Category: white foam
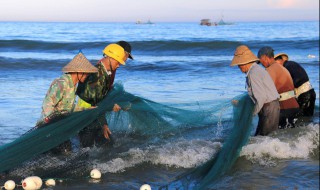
[240,124,319,165]
[152,139,220,168]
[93,139,221,173]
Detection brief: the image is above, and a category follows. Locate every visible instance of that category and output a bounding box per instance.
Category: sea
[0,21,319,190]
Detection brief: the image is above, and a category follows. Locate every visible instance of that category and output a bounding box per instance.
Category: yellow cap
[102,44,126,65]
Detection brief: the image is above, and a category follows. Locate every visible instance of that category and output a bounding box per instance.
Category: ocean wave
[0,39,102,52]
[0,56,66,70]
[93,139,221,174]
[0,55,233,72]
[1,39,318,55]
[240,124,319,166]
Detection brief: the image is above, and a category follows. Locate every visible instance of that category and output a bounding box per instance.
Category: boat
[217,18,234,25]
[135,19,155,25]
[200,19,217,26]
[200,16,234,26]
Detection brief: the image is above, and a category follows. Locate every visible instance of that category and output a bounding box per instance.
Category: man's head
[62,52,98,82]
[102,43,126,71]
[230,45,259,73]
[257,46,275,68]
[116,41,134,61]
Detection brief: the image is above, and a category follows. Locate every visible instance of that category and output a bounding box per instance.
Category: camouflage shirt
[41,74,76,120]
[76,61,114,106]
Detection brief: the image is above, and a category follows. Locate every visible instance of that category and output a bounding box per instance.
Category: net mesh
[158,94,254,189]
[0,83,254,189]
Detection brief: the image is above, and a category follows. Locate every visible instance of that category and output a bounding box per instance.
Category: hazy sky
[0,0,319,22]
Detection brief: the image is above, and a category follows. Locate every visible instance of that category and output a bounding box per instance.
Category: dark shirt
[76,61,115,106]
[283,60,309,88]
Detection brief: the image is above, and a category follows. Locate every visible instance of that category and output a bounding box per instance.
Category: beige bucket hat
[274,53,289,61]
[62,52,98,73]
[230,45,259,66]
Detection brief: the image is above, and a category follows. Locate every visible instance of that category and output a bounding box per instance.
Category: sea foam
[94,139,221,173]
[240,123,319,165]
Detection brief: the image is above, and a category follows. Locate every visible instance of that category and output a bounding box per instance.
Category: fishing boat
[135,19,155,24]
[200,16,234,26]
[217,18,234,25]
[200,19,217,26]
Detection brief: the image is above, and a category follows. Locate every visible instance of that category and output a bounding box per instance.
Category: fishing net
[0,83,254,188]
[193,94,254,189]
[159,94,255,189]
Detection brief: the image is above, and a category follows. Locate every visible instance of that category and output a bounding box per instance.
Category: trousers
[255,100,280,136]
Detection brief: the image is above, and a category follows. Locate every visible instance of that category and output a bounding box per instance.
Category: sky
[0,0,319,22]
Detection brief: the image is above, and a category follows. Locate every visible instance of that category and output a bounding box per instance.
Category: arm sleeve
[250,72,268,115]
[76,74,98,105]
[42,80,64,118]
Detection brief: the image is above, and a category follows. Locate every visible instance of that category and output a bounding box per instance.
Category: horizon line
[0,20,319,23]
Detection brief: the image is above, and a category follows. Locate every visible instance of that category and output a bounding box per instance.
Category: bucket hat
[230,45,259,66]
[274,53,289,61]
[62,52,98,73]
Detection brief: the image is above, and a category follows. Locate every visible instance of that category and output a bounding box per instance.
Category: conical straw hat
[62,52,98,73]
[274,52,289,61]
[230,45,259,66]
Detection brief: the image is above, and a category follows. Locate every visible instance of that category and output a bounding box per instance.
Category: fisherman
[231,45,280,136]
[38,52,98,124]
[258,46,300,128]
[76,41,134,148]
[274,53,316,117]
[37,52,98,153]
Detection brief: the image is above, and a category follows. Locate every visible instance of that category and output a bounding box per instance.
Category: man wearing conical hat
[231,45,280,136]
[38,52,98,125]
[258,47,299,129]
[274,53,316,117]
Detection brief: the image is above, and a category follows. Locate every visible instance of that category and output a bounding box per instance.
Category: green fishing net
[159,93,255,189]
[0,83,254,189]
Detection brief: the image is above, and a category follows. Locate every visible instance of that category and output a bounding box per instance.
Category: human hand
[44,117,50,123]
[113,104,121,112]
[103,124,112,140]
[232,100,239,106]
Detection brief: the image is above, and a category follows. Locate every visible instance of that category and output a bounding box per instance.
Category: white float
[21,177,37,190]
[4,180,16,190]
[90,169,101,179]
[45,179,56,187]
[22,176,42,190]
[140,184,151,190]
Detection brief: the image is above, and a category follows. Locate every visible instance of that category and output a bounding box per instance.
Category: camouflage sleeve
[42,79,64,118]
[76,64,110,106]
[94,74,107,104]
[77,73,98,105]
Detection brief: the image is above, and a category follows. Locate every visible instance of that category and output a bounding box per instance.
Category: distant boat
[135,19,155,25]
[200,19,217,26]
[200,17,234,26]
[217,18,234,25]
